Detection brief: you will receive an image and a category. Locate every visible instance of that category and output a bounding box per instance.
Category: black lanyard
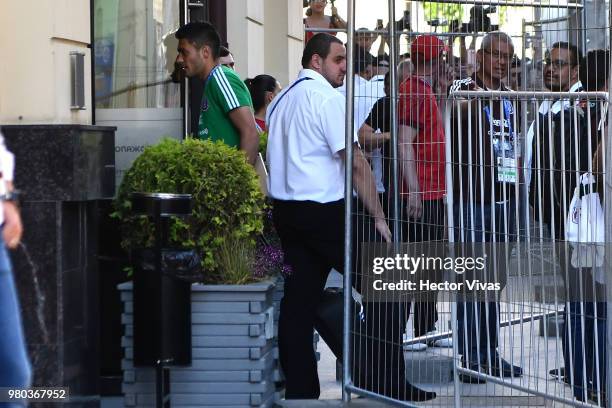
[268,77,313,121]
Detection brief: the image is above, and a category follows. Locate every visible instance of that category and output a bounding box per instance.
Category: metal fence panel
[303,0,610,406]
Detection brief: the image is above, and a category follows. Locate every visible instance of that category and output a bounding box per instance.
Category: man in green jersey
[176,22,259,165]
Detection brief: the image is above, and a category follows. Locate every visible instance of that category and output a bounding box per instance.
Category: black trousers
[389,198,445,337]
[273,198,410,400]
[558,248,607,401]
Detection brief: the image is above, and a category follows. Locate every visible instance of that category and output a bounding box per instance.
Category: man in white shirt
[525,42,585,388]
[338,55,389,196]
[524,42,583,189]
[267,33,435,402]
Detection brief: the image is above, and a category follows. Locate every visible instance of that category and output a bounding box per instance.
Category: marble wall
[1,125,115,407]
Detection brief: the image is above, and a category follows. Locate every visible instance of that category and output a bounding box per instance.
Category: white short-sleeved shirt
[266,69,358,203]
[338,75,381,131]
[338,75,387,192]
[0,132,15,225]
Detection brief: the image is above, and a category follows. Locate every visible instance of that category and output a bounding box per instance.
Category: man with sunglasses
[525,42,584,387]
[450,31,523,383]
[524,42,583,190]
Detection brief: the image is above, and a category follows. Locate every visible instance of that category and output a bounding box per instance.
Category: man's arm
[358,123,390,151]
[228,107,259,165]
[398,125,422,219]
[338,144,392,242]
[3,182,22,249]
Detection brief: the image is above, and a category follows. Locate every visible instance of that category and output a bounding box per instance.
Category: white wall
[0,0,91,124]
[227,0,303,86]
[226,0,265,80]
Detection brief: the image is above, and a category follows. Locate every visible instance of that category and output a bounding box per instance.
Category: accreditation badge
[486,100,518,184]
[496,156,517,183]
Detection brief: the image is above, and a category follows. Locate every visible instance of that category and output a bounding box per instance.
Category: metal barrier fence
[445,90,609,408]
[301,0,611,406]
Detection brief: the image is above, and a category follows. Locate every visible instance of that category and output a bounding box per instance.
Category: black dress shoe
[400,384,437,402]
[549,367,570,384]
[458,358,487,384]
[484,355,523,378]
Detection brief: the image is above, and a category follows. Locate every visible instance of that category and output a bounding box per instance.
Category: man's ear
[199,44,210,60]
[310,54,322,70]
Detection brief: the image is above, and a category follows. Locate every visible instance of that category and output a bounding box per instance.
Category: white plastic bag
[565,173,605,275]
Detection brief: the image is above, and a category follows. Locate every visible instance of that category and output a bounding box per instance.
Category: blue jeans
[454,200,517,363]
[0,241,31,407]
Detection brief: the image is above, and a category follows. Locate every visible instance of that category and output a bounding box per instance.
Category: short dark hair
[354,53,373,74]
[175,21,221,59]
[220,46,231,58]
[245,75,278,112]
[549,42,582,67]
[481,31,514,52]
[301,33,343,68]
[579,49,610,91]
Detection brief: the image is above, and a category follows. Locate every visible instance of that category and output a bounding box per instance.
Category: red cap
[410,35,447,61]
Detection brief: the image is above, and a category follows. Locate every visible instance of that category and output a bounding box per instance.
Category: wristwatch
[1,189,20,203]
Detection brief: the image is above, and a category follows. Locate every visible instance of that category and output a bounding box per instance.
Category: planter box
[119,280,279,408]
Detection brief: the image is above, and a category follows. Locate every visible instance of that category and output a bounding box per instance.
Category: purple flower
[254,241,292,278]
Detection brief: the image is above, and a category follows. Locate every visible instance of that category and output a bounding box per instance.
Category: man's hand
[3,201,22,249]
[340,145,390,242]
[374,217,392,242]
[358,124,390,151]
[406,192,422,219]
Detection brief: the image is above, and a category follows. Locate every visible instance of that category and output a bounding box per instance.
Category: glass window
[93,0,180,108]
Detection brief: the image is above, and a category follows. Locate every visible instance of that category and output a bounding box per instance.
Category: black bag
[315,288,412,399]
[314,288,364,359]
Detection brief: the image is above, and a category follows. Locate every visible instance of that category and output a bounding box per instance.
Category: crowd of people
[174,9,609,404]
[177,13,610,401]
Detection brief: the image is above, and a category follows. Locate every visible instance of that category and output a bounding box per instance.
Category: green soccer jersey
[198,65,253,147]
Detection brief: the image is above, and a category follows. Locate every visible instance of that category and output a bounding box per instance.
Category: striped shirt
[198,65,253,147]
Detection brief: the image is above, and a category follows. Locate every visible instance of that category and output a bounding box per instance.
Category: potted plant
[113,138,282,407]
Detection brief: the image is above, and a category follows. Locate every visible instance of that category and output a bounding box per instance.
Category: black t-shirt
[450,73,521,203]
[366,96,390,132]
[365,97,394,200]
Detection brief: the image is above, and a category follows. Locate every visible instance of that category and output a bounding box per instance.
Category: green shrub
[112,138,265,283]
[258,131,268,156]
[217,236,256,285]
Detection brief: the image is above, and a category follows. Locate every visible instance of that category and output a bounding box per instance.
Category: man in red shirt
[397,34,448,347]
